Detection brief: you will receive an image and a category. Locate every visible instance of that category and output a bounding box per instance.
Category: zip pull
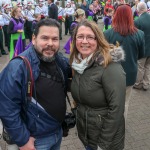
[98,114,101,122]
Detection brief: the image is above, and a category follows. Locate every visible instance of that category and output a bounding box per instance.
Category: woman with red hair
[104,4,145,121]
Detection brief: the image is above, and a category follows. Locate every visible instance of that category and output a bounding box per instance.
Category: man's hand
[19,137,36,150]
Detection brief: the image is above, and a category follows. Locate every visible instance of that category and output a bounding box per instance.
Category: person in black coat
[48,0,58,20]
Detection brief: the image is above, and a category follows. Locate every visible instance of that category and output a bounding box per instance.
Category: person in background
[103,8,113,31]
[70,9,85,37]
[35,0,48,19]
[2,4,11,52]
[133,2,150,91]
[31,13,41,33]
[100,0,105,16]
[64,2,74,35]
[8,6,25,59]
[114,0,125,10]
[0,10,8,56]
[131,0,140,20]
[48,0,58,20]
[104,0,114,16]
[71,1,76,12]
[92,0,101,23]
[64,9,85,54]
[86,4,94,21]
[24,2,35,42]
[80,0,89,14]
[70,19,126,150]
[0,18,71,150]
[147,0,150,13]
[104,4,145,120]
[17,2,26,19]
[56,1,64,40]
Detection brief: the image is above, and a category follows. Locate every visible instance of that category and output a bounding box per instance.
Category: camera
[62,112,76,137]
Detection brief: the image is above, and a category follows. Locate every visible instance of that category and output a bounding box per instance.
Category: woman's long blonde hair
[70,20,112,67]
[11,6,19,17]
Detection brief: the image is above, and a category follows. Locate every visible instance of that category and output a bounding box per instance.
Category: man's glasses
[76,35,96,42]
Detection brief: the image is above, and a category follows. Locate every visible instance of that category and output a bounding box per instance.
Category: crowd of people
[0,0,150,150]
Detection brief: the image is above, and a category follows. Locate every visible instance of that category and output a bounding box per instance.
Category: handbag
[2,56,34,144]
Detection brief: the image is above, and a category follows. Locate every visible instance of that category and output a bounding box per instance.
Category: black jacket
[48,3,58,20]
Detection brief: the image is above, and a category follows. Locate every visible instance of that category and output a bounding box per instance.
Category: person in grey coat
[133,2,150,91]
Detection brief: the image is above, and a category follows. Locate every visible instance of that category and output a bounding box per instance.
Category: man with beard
[0,18,71,150]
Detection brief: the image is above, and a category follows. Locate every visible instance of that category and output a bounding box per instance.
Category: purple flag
[13,34,23,57]
[64,37,72,54]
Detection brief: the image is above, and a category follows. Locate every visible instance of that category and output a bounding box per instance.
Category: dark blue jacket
[0,46,71,147]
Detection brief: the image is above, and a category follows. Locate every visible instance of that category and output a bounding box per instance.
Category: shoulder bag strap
[11,56,34,100]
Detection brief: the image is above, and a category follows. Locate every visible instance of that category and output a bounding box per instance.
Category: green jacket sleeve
[99,63,126,149]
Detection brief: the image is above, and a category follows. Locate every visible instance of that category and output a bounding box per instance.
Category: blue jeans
[86,146,93,150]
[34,128,62,150]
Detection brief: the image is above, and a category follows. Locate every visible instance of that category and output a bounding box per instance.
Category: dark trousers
[58,19,62,39]
[0,29,6,54]
[3,25,10,51]
[24,20,33,42]
[65,16,72,35]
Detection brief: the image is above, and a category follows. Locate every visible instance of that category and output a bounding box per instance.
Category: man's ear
[32,34,36,45]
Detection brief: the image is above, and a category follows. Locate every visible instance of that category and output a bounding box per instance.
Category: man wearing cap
[24,2,34,41]
[48,0,58,20]
[35,0,48,19]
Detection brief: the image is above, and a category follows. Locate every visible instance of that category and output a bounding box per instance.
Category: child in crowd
[103,8,113,31]
[86,4,94,21]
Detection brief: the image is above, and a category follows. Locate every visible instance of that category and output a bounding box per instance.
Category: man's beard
[35,46,57,62]
[40,54,56,62]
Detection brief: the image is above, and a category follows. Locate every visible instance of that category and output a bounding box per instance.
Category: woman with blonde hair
[64,8,85,54]
[70,19,126,150]
[8,6,25,59]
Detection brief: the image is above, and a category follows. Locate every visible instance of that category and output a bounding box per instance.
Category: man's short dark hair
[33,18,60,37]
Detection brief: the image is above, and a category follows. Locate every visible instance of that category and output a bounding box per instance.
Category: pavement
[0,20,150,150]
